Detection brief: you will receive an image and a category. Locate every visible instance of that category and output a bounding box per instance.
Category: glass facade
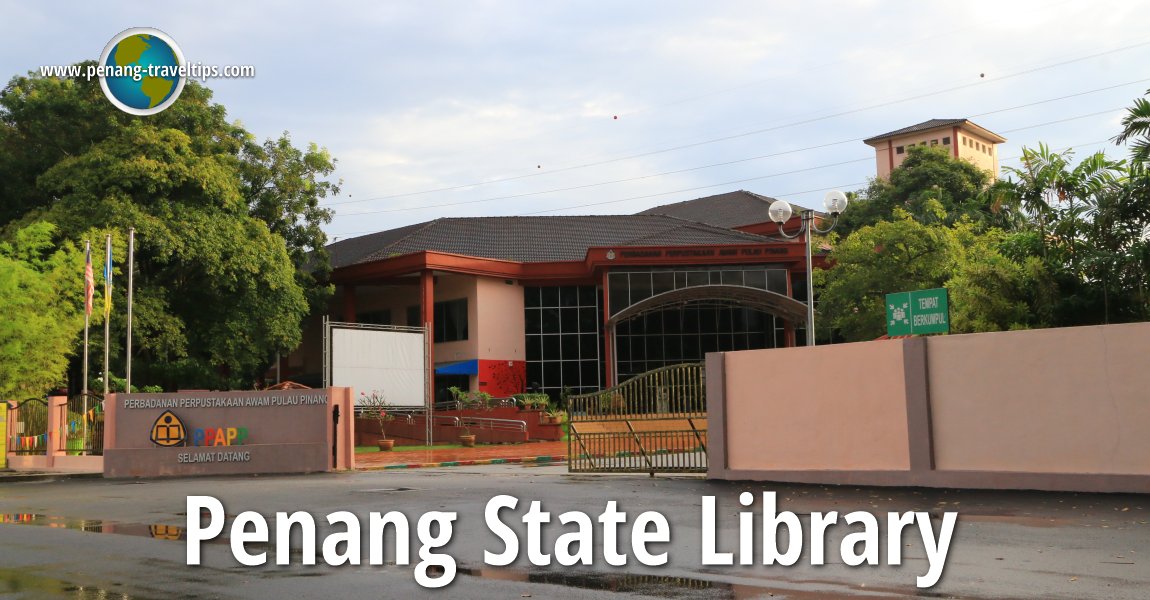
[524,265,802,398]
[524,286,603,401]
[614,301,784,381]
[606,265,790,316]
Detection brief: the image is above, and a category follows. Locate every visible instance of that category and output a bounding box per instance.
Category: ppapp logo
[150,410,187,447]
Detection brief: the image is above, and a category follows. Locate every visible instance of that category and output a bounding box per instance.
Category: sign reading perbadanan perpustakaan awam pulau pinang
[186,493,958,589]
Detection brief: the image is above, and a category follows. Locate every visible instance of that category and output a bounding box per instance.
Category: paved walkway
[356,440,567,470]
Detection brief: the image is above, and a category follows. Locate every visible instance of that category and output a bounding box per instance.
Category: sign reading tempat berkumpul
[102,389,354,478]
[886,288,950,336]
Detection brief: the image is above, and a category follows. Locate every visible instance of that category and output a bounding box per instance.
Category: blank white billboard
[331,327,425,407]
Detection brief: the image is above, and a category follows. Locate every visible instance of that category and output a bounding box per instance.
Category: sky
[2,0,1148,241]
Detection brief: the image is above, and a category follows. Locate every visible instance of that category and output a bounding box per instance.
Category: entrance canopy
[435,360,479,376]
[607,284,809,326]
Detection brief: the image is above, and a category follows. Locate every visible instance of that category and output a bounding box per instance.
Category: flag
[84,245,94,316]
[103,239,113,318]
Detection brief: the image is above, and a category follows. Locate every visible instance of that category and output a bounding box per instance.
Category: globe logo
[98,28,186,116]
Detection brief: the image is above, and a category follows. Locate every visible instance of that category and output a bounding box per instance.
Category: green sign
[886,288,950,336]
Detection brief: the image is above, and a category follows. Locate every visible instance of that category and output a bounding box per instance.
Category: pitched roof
[863,118,1006,144]
[328,214,778,268]
[637,190,810,229]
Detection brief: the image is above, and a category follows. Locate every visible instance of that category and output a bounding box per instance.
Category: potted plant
[360,390,396,451]
[458,419,477,447]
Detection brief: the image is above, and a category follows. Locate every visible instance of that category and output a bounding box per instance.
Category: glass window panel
[629,272,652,304]
[543,361,561,387]
[709,271,721,285]
[687,271,709,288]
[579,333,599,359]
[682,335,701,361]
[629,336,646,360]
[542,336,561,361]
[527,362,542,389]
[559,286,578,307]
[541,286,559,307]
[578,285,597,306]
[526,335,541,360]
[682,307,700,334]
[581,360,599,389]
[524,287,541,308]
[646,336,664,361]
[579,307,598,332]
[615,335,631,359]
[767,270,788,294]
[651,271,674,296]
[675,272,687,288]
[721,270,744,286]
[664,336,682,361]
[561,334,579,361]
[541,308,560,334]
[560,308,578,334]
[525,308,541,335]
[662,311,682,334]
[744,270,766,290]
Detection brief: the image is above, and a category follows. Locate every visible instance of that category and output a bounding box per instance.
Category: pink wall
[721,341,911,471]
[928,324,1150,475]
[710,322,1150,493]
[475,276,525,361]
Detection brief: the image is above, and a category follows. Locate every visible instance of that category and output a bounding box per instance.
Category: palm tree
[1113,90,1150,164]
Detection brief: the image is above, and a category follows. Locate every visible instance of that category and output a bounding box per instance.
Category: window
[963,137,968,146]
[942,136,950,145]
[406,305,420,327]
[930,139,938,146]
[524,285,602,401]
[434,298,468,343]
[896,146,905,154]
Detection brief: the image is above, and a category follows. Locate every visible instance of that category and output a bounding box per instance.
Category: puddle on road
[456,566,734,599]
[0,567,135,600]
[1,513,186,541]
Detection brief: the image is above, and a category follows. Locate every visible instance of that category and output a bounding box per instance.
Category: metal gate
[567,363,707,474]
[59,393,104,455]
[8,398,48,455]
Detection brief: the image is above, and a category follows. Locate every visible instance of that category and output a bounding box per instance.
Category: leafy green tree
[816,210,958,340]
[839,145,994,234]
[0,66,336,389]
[0,222,83,400]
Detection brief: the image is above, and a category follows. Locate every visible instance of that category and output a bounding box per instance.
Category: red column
[783,320,796,348]
[952,126,960,158]
[601,269,613,387]
[343,285,357,323]
[421,271,435,405]
[887,140,894,174]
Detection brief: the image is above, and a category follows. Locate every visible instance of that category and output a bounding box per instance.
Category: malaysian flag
[84,245,94,316]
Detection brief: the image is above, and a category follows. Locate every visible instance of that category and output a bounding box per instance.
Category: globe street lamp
[768,190,849,346]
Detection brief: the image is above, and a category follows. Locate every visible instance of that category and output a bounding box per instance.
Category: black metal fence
[567,363,707,474]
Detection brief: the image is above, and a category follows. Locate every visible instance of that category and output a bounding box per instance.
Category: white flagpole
[82,240,91,450]
[126,228,134,392]
[103,234,111,398]
[82,240,91,397]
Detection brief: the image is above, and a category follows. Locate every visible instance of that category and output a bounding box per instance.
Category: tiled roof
[328,214,779,268]
[863,118,969,144]
[637,190,810,229]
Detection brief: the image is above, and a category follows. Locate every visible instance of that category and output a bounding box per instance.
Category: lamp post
[768,190,849,346]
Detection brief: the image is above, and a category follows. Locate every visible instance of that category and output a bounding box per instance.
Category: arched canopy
[607,284,808,326]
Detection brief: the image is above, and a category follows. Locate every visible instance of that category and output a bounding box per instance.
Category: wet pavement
[0,465,1146,599]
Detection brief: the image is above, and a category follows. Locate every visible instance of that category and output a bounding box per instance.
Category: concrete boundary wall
[708,322,1150,493]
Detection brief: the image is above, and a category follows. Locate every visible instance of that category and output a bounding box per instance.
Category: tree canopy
[819,90,1150,342]
[0,64,339,393]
